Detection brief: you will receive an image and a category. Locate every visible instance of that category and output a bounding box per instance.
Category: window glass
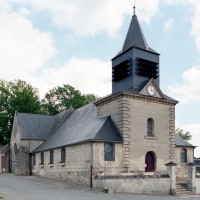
[104,143,115,161]
[180,148,187,163]
[50,150,53,164]
[14,143,18,154]
[147,118,154,136]
[41,152,44,165]
[32,154,36,166]
[61,148,66,163]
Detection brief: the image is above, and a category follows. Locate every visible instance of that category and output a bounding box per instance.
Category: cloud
[177,123,200,157]
[0,0,160,99]
[163,18,174,32]
[190,1,200,53]
[169,66,200,103]
[0,1,56,81]
[163,0,200,53]
[7,0,159,36]
[33,57,111,98]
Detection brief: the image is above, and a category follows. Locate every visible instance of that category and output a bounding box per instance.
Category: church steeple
[122,14,149,52]
[112,10,160,94]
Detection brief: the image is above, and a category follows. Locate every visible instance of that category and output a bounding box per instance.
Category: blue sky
[1,0,200,156]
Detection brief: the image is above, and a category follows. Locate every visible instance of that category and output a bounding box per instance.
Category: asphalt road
[0,174,199,200]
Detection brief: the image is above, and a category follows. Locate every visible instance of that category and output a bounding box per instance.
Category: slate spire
[112,6,159,94]
[121,11,151,53]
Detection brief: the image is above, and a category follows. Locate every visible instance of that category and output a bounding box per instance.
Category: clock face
[147,86,155,96]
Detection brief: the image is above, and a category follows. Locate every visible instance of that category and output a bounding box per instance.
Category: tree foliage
[0,79,41,145]
[41,84,96,115]
[176,128,192,141]
[0,80,97,145]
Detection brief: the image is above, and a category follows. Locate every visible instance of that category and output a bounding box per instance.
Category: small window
[180,148,187,163]
[147,118,154,137]
[50,150,54,164]
[61,148,66,163]
[104,143,115,161]
[41,152,44,165]
[14,143,18,154]
[32,154,36,166]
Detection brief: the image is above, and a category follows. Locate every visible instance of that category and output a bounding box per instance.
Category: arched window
[104,143,115,161]
[147,118,154,137]
[50,150,54,164]
[14,143,18,154]
[180,148,187,163]
[32,154,36,166]
[41,152,44,165]
[61,148,66,163]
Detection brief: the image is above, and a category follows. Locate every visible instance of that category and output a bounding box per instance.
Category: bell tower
[112,9,160,94]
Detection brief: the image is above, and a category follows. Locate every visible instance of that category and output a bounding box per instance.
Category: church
[10,8,200,195]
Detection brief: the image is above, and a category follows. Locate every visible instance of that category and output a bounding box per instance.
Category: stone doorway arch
[145,151,156,172]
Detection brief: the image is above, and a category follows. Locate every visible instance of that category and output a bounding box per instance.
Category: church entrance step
[175,182,193,196]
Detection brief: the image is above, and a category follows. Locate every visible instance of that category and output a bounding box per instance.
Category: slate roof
[175,135,195,148]
[121,14,158,54]
[195,159,200,166]
[16,107,74,140]
[33,103,122,152]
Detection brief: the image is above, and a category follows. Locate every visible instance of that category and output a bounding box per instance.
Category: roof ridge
[52,106,74,134]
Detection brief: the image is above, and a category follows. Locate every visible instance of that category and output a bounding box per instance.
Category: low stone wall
[196,178,200,194]
[93,175,171,194]
[34,167,90,185]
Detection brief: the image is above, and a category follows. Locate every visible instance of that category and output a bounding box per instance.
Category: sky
[0,0,200,157]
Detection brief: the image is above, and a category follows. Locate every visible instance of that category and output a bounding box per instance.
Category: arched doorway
[145,152,155,172]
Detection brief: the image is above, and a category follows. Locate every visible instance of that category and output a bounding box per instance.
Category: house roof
[16,107,74,140]
[195,159,200,166]
[33,104,122,152]
[175,135,195,148]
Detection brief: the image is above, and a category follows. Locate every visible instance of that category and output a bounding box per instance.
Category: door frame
[145,151,156,172]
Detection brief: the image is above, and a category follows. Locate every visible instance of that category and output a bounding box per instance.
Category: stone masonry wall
[96,95,131,168]
[129,97,173,172]
[14,146,29,175]
[92,143,123,175]
[175,147,194,181]
[33,143,92,185]
[196,178,200,194]
[93,176,171,194]
[95,93,176,172]
[169,106,176,162]
[11,113,44,175]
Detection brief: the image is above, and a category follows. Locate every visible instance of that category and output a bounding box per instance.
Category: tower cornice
[94,92,178,107]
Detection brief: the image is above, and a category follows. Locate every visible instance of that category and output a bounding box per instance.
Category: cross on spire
[133,0,136,15]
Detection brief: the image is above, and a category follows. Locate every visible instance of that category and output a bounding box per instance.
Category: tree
[41,84,96,115]
[0,79,41,145]
[176,128,192,141]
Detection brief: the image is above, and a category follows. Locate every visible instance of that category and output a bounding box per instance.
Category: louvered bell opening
[136,57,158,79]
[112,59,131,82]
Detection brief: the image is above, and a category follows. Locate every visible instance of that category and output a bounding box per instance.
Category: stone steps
[175,183,193,196]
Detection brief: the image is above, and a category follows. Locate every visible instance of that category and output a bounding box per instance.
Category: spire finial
[133,0,136,16]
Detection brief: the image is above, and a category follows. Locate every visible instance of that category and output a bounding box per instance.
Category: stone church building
[10,9,200,195]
